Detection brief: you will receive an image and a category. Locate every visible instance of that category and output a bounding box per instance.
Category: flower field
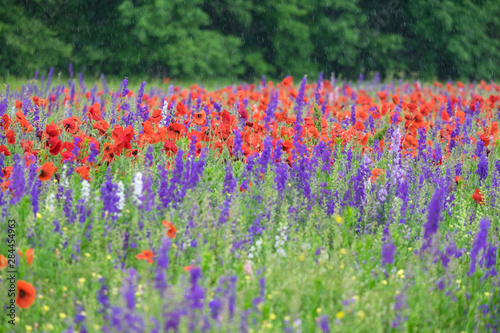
[1,73,500,332]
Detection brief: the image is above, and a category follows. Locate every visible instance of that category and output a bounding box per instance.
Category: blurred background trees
[0,0,499,81]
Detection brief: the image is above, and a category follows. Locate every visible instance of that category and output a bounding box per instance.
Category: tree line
[1,0,499,81]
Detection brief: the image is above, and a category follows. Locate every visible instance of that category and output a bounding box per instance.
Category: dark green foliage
[0,0,499,80]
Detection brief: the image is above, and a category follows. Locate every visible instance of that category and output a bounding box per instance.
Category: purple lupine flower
[76,198,92,240]
[33,103,40,132]
[74,301,86,325]
[121,78,129,97]
[122,268,138,310]
[150,317,161,333]
[483,244,497,278]
[164,310,182,332]
[53,219,62,235]
[9,155,25,205]
[222,163,237,195]
[315,73,323,104]
[136,81,146,111]
[367,113,375,133]
[154,237,171,293]
[239,310,250,333]
[220,276,233,321]
[28,162,41,215]
[115,268,145,331]
[476,153,488,184]
[97,278,110,317]
[391,105,401,125]
[145,145,154,168]
[417,127,427,160]
[252,277,266,309]
[63,188,77,224]
[345,148,353,173]
[185,267,205,331]
[0,97,8,117]
[157,164,170,209]
[218,196,231,227]
[319,315,330,333]
[257,136,273,176]
[398,177,410,224]
[468,218,490,276]
[209,297,222,320]
[293,154,312,201]
[275,161,289,200]
[101,170,120,221]
[232,129,243,159]
[475,140,484,158]
[213,101,221,113]
[421,188,443,252]
[272,140,283,165]
[352,155,371,209]
[382,241,396,266]
[264,90,278,132]
[168,149,185,208]
[0,155,4,180]
[350,105,356,126]
[88,142,99,164]
[186,149,207,191]
[70,84,76,106]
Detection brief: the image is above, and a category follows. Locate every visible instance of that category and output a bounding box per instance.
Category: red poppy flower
[167,123,187,141]
[377,91,387,101]
[0,254,7,269]
[369,168,385,183]
[102,142,115,163]
[238,104,248,120]
[392,95,400,105]
[45,122,62,138]
[6,130,15,145]
[2,166,13,180]
[193,111,207,126]
[162,220,177,239]
[149,109,163,125]
[184,265,196,272]
[281,76,293,87]
[176,102,188,117]
[0,145,11,156]
[1,114,12,131]
[164,140,178,157]
[62,117,80,134]
[36,162,58,181]
[87,103,102,121]
[47,136,62,156]
[93,119,110,136]
[75,165,90,180]
[18,248,34,265]
[441,110,450,122]
[16,280,36,309]
[136,250,154,264]
[472,189,485,205]
[111,125,134,155]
